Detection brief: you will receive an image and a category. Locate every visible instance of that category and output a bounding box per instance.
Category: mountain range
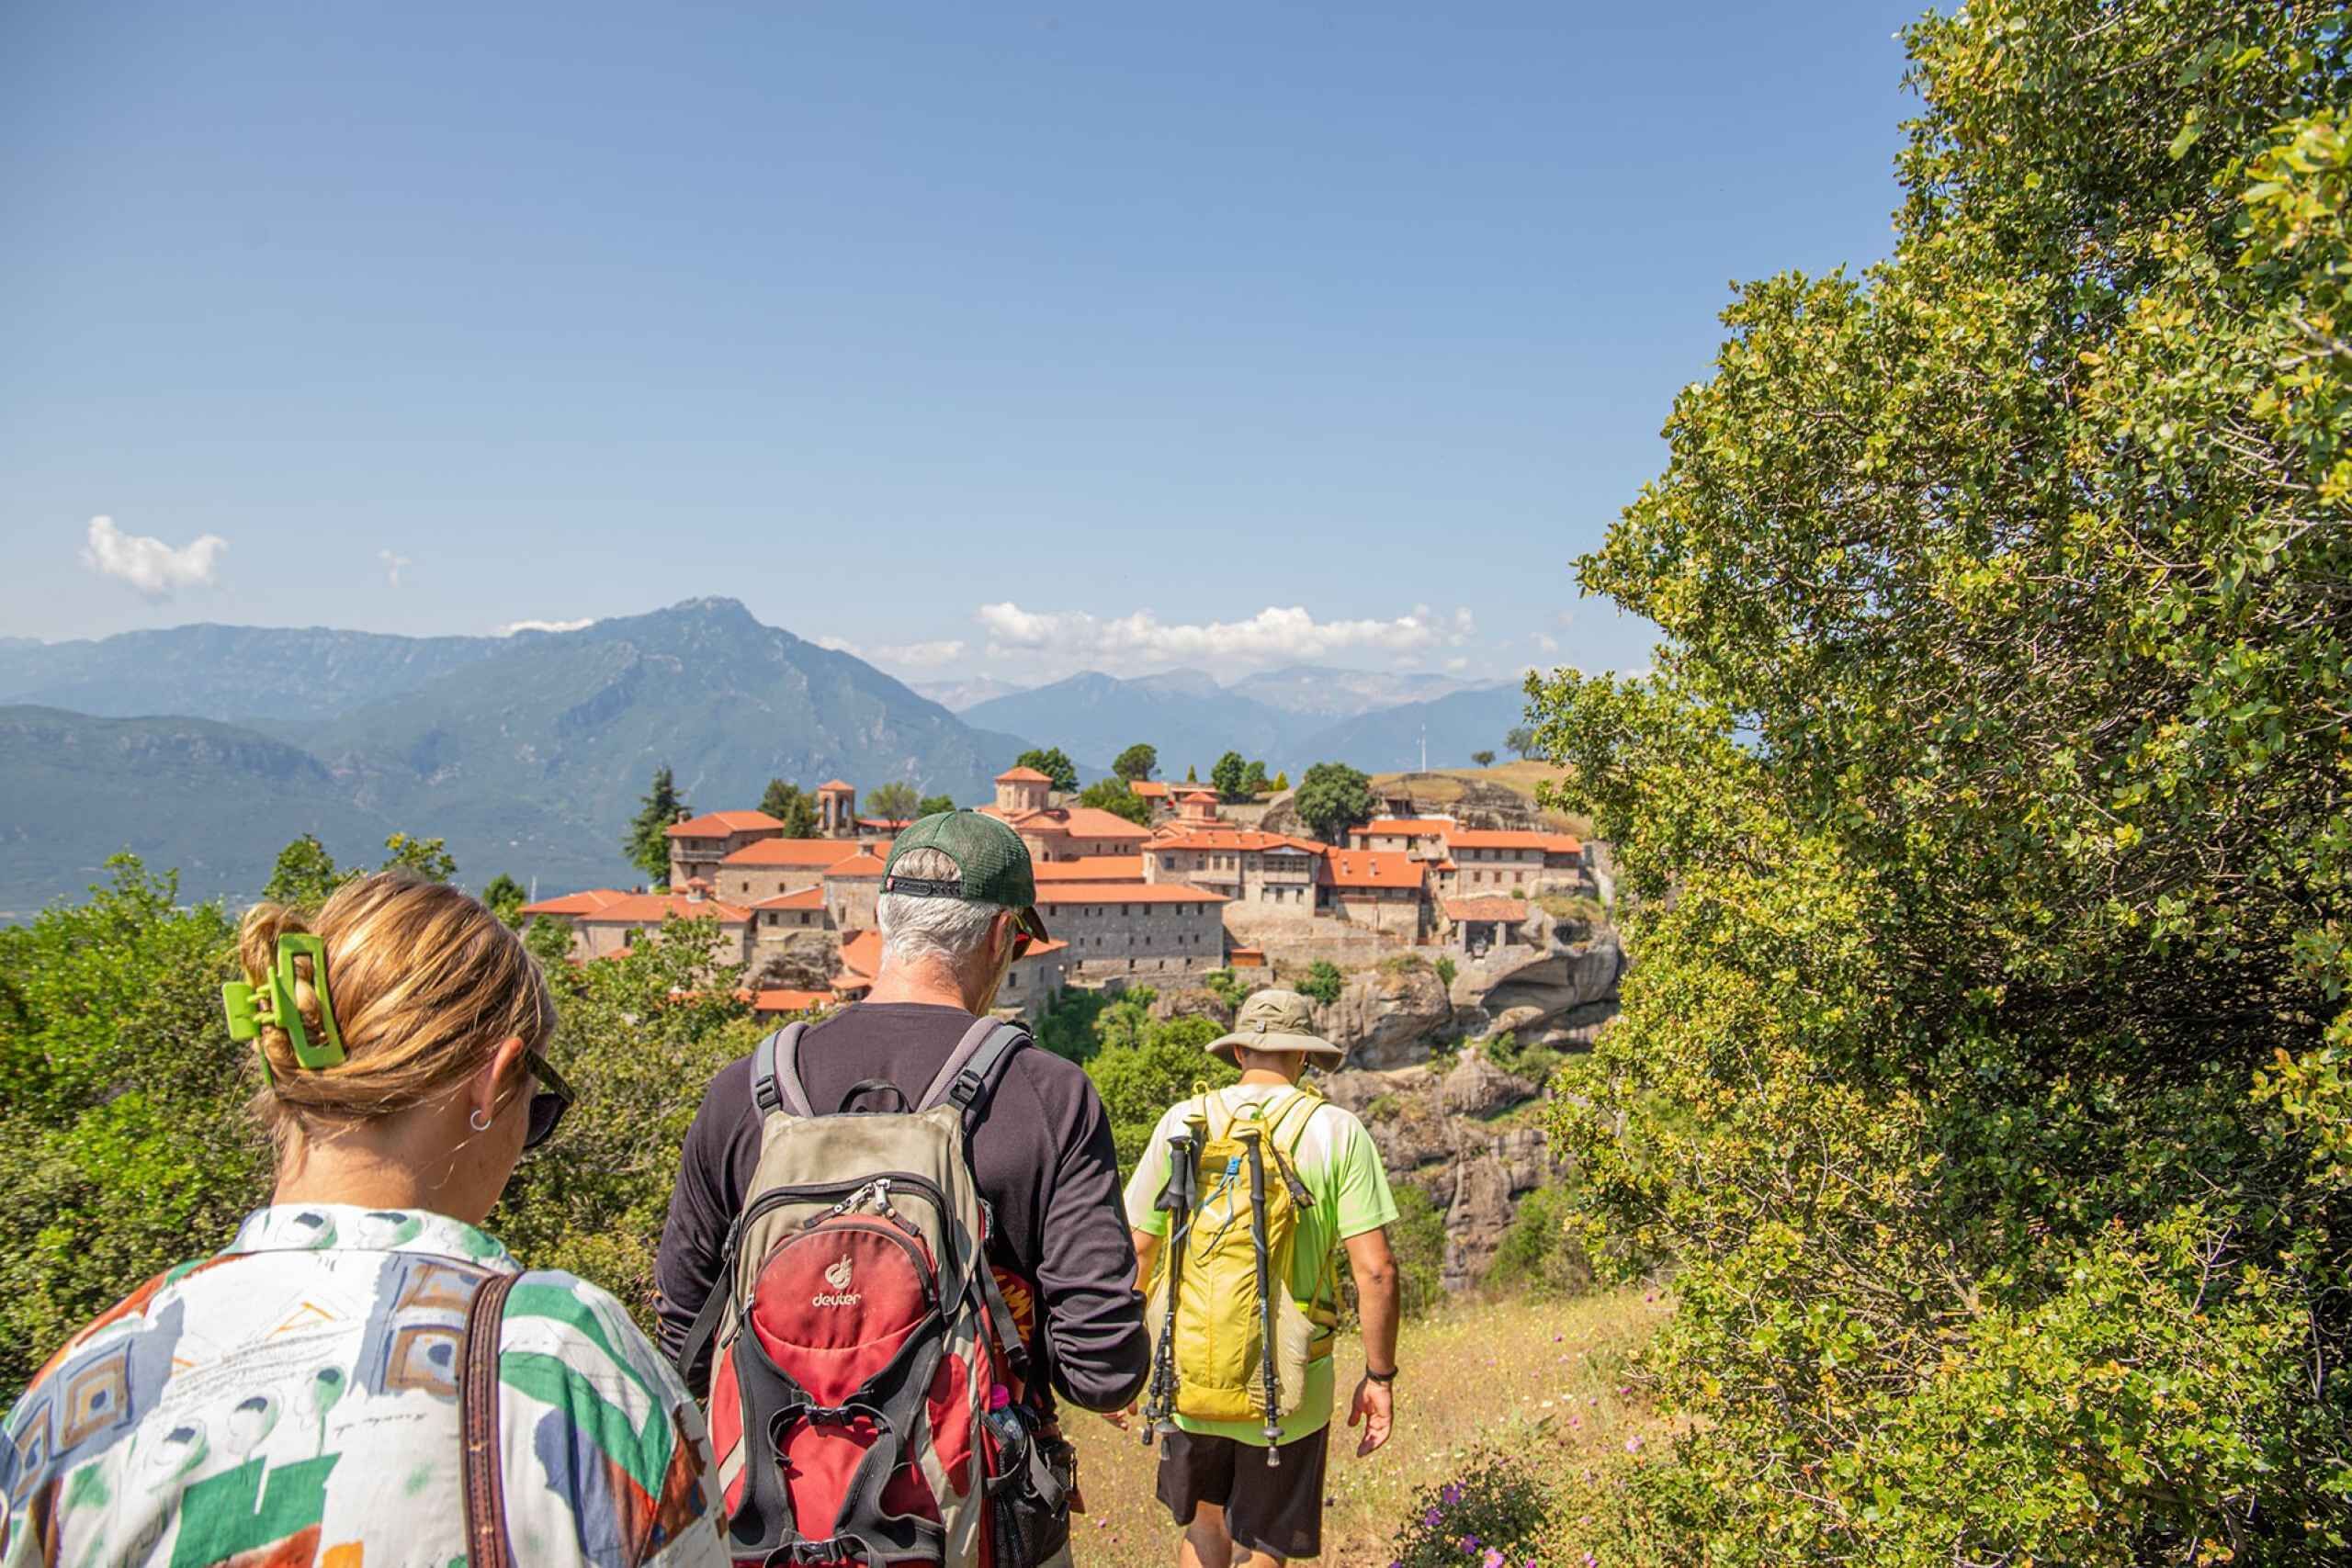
[0,600,1532,915]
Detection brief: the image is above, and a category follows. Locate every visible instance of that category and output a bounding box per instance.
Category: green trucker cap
[881,810,1050,942]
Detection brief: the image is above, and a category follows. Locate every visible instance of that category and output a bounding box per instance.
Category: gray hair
[876,847,1001,973]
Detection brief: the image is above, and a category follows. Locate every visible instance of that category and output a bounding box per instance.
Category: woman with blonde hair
[0,872,721,1568]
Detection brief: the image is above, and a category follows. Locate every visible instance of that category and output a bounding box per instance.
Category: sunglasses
[522,1049,575,1151]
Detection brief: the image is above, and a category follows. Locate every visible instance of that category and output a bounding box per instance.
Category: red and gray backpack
[676,1016,1069,1568]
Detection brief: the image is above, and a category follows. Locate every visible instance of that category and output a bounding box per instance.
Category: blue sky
[2,0,1921,685]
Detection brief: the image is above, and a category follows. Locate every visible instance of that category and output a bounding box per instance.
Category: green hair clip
[221,933,345,1083]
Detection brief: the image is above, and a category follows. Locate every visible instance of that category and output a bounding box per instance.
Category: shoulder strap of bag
[752,1022,817,1118]
[915,1016,1031,1128]
[461,1269,522,1568]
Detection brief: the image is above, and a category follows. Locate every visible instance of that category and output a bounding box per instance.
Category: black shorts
[1153,1426,1330,1562]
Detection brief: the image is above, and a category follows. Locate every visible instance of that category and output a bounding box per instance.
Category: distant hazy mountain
[1285,682,1532,774]
[0,599,1040,911]
[1231,665,1484,721]
[0,624,507,723]
[0,706,395,915]
[910,675,1030,712]
[962,671,1295,780]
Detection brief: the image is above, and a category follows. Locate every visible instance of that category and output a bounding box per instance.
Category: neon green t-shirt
[1123,1082,1400,1444]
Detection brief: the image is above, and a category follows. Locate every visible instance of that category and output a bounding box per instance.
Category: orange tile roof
[1032,856,1148,883]
[1012,938,1070,961]
[749,886,827,911]
[666,809,785,839]
[996,766,1053,783]
[518,887,632,917]
[576,892,752,924]
[1032,882,1227,905]
[721,838,872,868]
[1443,896,1529,921]
[1149,829,1325,855]
[857,817,913,830]
[825,852,889,878]
[817,779,854,793]
[839,930,886,980]
[983,805,1151,840]
[1130,781,1173,799]
[1320,852,1427,890]
[748,987,833,1015]
[1180,789,1218,803]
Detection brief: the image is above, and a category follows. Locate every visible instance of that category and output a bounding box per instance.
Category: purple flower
[1462,1536,1482,1553]
[1425,1508,1444,1527]
[1483,1551,1506,1568]
[1624,1435,1644,1453]
[1442,1483,1464,1506]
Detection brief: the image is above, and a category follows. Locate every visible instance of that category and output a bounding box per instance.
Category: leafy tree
[1296,960,1344,1006]
[1210,750,1249,799]
[523,913,576,968]
[915,793,957,818]
[1112,743,1159,783]
[1077,776,1153,827]
[759,778,820,840]
[1012,747,1080,793]
[1270,771,1288,792]
[863,781,920,823]
[0,859,256,1389]
[1533,4,2352,1562]
[1088,1014,1238,1170]
[1183,764,1198,784]
[1241,760,1270,795]
[263,834,344,905]
[1201,968,1249,1011]
[627,764,688,882]
[379,832,457,885]
[1470,750,1497,768]
[1292,762,1374,843]
[481,874,527,927]
[1502,725,1535,761]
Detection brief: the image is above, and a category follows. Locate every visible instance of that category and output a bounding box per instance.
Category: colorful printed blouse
[1,1205,724,1568]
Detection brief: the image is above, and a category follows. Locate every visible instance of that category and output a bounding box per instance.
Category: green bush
[1530,3,2352,1561]
[1201,967,1249,1010]
[1484,1183,1590,1298]
[1297,960,1345,1005]
[1389,1182,1449,1321]
[1482,1030,1566,1091]
[1390,1445,1554,1568]
[1433,954,1457,988]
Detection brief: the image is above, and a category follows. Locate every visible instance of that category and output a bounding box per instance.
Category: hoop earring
[469,1109,493,1133]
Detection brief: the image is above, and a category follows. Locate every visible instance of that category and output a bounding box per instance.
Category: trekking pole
[1242,1128,1283,1465]
[1143,1130,1197,1447]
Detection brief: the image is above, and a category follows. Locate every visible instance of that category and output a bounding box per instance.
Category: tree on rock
[1113,743,1159,783]
[1293,762,1374,844]
[1013,747,1080,792]
[1210,750,1249,800]
[628,765,687,882]
[1471,750,1497,768]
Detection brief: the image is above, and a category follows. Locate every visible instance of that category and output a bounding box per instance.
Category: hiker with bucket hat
[1121,987,1403,1567]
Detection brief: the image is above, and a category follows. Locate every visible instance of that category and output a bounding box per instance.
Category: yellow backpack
[1140,1087,1340,1456]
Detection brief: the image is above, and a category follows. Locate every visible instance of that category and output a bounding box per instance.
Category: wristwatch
[1363,1366,1397,1383]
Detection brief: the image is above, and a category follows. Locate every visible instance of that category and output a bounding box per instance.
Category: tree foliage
[863,781,919,823]
[481,873,526,927]
[1293,761,1374,843]
[916,793,958,818]
[628,765,687,881]
[1532,4,2352,1561]
[1013,747,1080,793]
[759,778,820,839]
[1471,750,1497,769]
[1077,776,1154,826]
[1210,750,1249,799]
[1503,725,1534,761]
[1113,743,1159,783]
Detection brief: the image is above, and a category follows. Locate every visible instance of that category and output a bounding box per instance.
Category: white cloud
[80,515,227,598]
[497,617,594,636]
[379,548,411,588]
[1444,656,1470,672]
[1532,633,1560,654]
[812,634,861,654]
[815,635,969,671]
[975,602,1476,668]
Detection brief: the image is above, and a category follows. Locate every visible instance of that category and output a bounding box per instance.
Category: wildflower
[1583,1555,1600,1567]
[1484,1551,1506,1568]
[1624,1435,1643,1453]
[1425,1508,1444,1528]
[1462,1535,1482,1553]
[1442,1483,1464,1506]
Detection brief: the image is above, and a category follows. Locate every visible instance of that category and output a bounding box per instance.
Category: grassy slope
[1064,1287,1667,1565]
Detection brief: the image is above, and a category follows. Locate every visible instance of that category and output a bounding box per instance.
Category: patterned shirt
[1,1205,724,1568]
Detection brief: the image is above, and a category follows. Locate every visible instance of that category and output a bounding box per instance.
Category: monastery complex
[521,766,1591,1021]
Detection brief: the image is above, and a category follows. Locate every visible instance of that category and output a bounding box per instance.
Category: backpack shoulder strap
[752,1022,817,1119]
[915,1015,1031,1124]
[460,1268,521,1568]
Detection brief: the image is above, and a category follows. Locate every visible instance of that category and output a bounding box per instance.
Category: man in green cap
[1121,987,1403,1568]
[658,809,1148,1538]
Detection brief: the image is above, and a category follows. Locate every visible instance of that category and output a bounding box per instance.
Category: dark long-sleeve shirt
[655,1001,1148,1414]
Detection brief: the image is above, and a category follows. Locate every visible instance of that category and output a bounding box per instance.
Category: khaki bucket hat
[1207,987,1346,1064]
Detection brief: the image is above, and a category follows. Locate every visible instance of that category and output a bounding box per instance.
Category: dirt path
[1057,1287,1668,1566]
